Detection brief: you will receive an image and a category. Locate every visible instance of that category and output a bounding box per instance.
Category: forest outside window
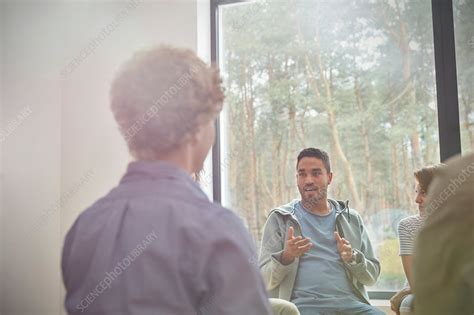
[453,0,474,154]
[215,0,443,292]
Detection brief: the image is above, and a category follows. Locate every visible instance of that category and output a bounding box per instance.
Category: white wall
[0,1,208,314]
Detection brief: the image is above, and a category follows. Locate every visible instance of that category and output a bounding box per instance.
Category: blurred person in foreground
[192,172,300,315]
[390,164,444,314]
[61,46,272,315]
[413,152,474,315]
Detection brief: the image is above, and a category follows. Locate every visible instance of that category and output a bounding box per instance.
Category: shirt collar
[120,160,209,200]
[122,159,191,180]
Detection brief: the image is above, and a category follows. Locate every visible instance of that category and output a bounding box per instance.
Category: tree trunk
[354,75,372,212]
[381,0,422,168]
[240,55,259,240]
[294,8,362,211]
[462,95,474,151]
[391,143,400,207]
[402,142,414,212]
[396,0,423,168]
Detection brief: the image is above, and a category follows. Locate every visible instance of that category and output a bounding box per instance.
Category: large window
[216,0,440,292]
[454,0,474,154]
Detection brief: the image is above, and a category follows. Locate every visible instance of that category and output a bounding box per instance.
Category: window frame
[210,0,461,300]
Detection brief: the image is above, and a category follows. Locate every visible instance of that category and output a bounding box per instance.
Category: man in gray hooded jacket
[259,148,383,315]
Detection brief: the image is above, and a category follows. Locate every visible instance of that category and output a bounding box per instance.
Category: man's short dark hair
[296,148,331,173]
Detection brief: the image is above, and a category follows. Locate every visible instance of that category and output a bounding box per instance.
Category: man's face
[296,157,333,206]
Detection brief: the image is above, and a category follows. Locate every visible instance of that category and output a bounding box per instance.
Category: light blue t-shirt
[291,201,376,315]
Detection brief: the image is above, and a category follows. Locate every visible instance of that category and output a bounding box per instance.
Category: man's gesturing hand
[335,231,354,263]
[281,226,312,265]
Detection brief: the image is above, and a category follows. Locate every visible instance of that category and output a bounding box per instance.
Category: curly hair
[110,46,224,160]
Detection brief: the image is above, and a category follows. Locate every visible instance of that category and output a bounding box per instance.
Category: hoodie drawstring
[345,200,350,223]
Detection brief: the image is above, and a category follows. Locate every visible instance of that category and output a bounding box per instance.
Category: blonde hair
[110,46,224,160]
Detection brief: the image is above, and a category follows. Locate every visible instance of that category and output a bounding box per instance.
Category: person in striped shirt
[390,164,444,314]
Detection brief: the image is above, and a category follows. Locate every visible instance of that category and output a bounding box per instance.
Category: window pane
[454,0,474,154]
[219,0,439,291]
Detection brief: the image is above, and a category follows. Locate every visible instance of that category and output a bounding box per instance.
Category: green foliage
[377,238,405,288]
[219,0,473,290]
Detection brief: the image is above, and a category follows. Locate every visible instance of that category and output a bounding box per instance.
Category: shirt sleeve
[258,212,296,291]
[198,211,272,315]
[398,219,415,256]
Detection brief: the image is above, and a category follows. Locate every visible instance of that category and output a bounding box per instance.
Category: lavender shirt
[62,160,271,315]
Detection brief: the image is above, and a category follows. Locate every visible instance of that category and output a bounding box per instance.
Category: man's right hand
[281,226,312,265]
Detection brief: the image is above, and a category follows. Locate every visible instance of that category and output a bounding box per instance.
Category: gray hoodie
[258,198,381,304]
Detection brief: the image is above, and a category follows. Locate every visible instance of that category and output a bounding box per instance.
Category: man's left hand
[335,231,353,263]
